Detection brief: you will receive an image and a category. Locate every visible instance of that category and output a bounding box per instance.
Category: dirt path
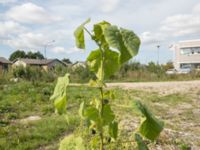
[107,80,200,94]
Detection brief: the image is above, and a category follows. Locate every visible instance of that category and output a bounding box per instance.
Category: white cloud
[193,3,200,13]
[160,14,200,36]
[52,46,82,54]
[140,2,200,45]
[140,32,165,45]
[6,3,61,24]
[3,32,48,50]
[0,21,25,37]
[0,0,17,4]
[99,0,120,13]
[52,46,65,53]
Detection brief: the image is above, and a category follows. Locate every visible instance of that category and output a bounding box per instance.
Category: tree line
[9,50,72,64]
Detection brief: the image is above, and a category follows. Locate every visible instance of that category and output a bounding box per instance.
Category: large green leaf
[109,121,118,140]
[134,101,164,141]
[102,104,115,125]
[54,94,67,114]
[79,101,85,119]
[74,18,90,49]
[50,74,69,114]
[87,49,119,79]
[104,26,140,64]
[59,135,85,150]
[135,133,149,150]
[93,21,110,49]
[84,106,99,123]
[50,74,69,101]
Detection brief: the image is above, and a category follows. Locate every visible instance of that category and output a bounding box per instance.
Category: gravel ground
[64,81,200,149]
[107,80,200,150]
[107,80,200,95]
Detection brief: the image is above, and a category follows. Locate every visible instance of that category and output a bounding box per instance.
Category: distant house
[12,58,67,71]
[72,61,86,69]
[61,61,72,67]
[0,57,11,73]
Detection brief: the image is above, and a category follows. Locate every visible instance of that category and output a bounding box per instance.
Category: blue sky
[0,0,200,64]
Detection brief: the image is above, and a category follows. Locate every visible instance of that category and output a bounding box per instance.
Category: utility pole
[44,40,55,59]
[157,45,160,65]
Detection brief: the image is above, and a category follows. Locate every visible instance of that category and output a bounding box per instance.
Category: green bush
[13,65,26,78]
[0,69,13,84]
[12,66,57,83]
[13,66,43,84]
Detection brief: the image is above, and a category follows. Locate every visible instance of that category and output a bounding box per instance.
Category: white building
[173,39,200,70]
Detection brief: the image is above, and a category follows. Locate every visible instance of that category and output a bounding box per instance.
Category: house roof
[72,61,86,65]
[0,57,11,64]
[14,58,66,66]
[62,61,72,66]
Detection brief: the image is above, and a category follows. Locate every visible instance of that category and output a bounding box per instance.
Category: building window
[180,47,200,55]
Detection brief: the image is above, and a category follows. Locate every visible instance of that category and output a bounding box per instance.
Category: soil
[107,80,200,95]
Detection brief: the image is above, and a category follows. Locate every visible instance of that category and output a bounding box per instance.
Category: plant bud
[103,99,109,104]
[91,129,96,135]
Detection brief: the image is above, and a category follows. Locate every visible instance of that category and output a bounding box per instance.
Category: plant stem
[85,26,105,150]
[105,139,136,145]
[99,44,105,150]
[99,87,104,150]
[83,27,93,37]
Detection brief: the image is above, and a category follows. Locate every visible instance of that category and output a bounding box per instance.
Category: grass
[0,81,199,149]
[0,82,84,150]
[0,116,78,150]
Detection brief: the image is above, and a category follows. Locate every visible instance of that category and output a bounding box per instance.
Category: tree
[62,58,72,64]
[147,61,161,73]
[163,61,174,70]
[33,51,44,59]
[9,50,44,61]
[26,51,34,59]
[9,50,26,61]
[26,51,44,59]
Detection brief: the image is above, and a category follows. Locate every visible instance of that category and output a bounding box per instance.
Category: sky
[0,0,200,64]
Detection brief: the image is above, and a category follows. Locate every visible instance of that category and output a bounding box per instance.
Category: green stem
[99,48,105,150]
[84,27,102,48]
[98,39,105,150]
[99,87,104,150]
[83,27,93,37]
[84,27,105,150]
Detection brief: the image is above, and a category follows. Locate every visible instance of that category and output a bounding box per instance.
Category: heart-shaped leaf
[74,18,90,49]
[104,26,140,64]
[109,121,118,140]
[134,101,164,141]
[51,74,69,114]
[87,49,119,79]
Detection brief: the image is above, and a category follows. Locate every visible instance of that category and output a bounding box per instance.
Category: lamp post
[157,45,160,65]
[44,40,55,59]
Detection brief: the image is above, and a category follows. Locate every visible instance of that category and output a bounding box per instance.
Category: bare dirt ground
[70,81,200,149]
[107,80,200,150]
[107,80,200,95]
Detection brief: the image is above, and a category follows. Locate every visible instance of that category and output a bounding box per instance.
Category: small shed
[0,57,11,73]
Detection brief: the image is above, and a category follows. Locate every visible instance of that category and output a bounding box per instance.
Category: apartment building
[173,39,200,70]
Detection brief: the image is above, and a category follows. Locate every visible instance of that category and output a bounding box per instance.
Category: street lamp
[157,45,160,65]
[44,40,55,59]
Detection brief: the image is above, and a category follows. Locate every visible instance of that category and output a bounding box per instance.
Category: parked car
[177,67,192,74]
[166,69,177,75]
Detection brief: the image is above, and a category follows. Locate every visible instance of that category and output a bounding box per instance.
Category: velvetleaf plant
[50,18,164,150]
